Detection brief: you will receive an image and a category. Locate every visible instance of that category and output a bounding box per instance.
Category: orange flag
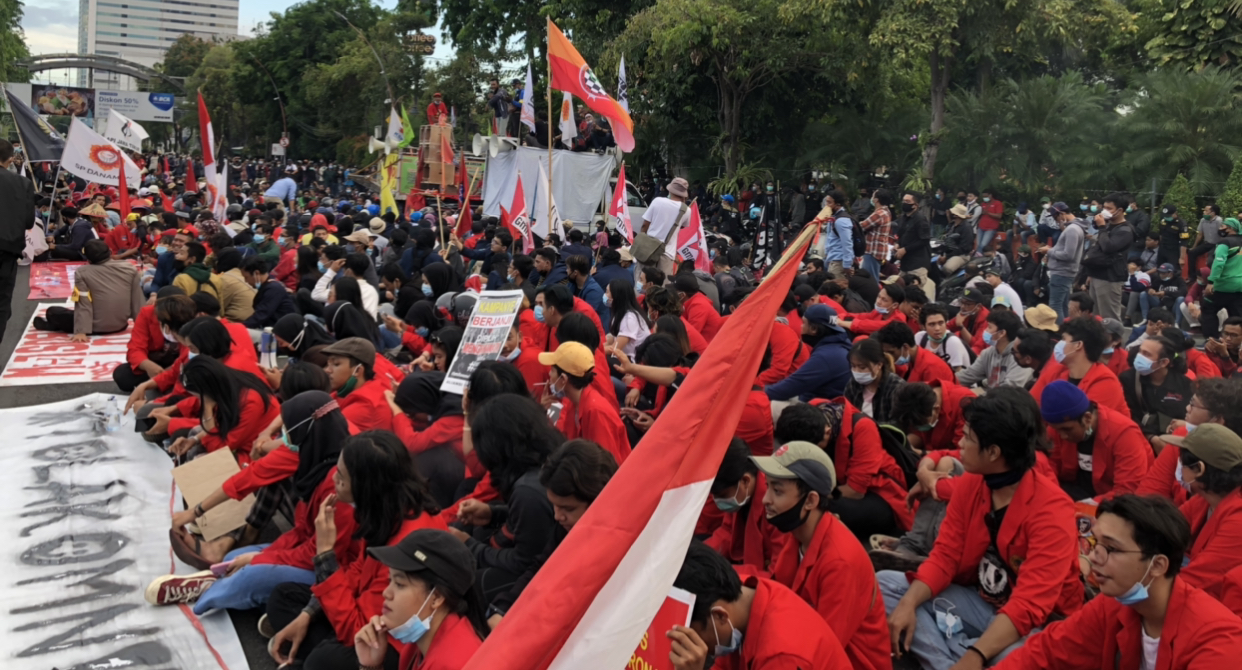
[547,18,635,152]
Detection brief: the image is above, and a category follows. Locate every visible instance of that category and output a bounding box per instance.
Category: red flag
[500,204,511,235]
[507,174,533,254]
[677,203,713,273]
[184,158,197,193]
[609,163,634,243]
[440,131,455,190]
[457,150,469,199]
[547,18,635,152]
[160,188,174,213]
[162,155,170,175]
[455,197,474,238]
[118,159,131,223]
[463,223,819,670]
[405,187,426,218]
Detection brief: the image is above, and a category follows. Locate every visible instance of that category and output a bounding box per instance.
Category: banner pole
[547,58,553,239]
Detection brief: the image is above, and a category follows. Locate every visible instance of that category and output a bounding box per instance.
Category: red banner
[28,262,86,300]
[0,306,132,386]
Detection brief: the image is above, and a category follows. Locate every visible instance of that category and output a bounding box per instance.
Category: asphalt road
[0,263,277,670]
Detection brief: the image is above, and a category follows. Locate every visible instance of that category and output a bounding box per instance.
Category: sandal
[169,528,213,570]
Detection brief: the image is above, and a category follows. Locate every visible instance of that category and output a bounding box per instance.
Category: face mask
[1127,205,1135,213]
[389,588,438,644]
[935,600,963,638]
[338,366,362,397]
[186,351,198,360]
[317,261,327,273]
[852,370,875,385]
[534,305,545,323]
[254,234,267,242]
[156,245,169,255]
[1090,205,1100,213]
[982,197,991,203]
[162,329,176,343]
[550,375,567,399]
[808,185,816,192]
[1080,204,1089,212]
[712,483,751,513]
[902,203,916,213]
[1053,339,1068,363]
[709,248,717,260]
[1175,458,1193,492]
[916,419,938,432]
[983,330,995,346]
[253,282,263,290]
[1102,346,1115,355]
[281,426,299,453]
[1100,209,1114,221]
[415,326,429,339]
[1115,559,1155,606]
[765,186,774,193]
[765,494,810,533]
[896,350,910,367]
[711,608,743,656]
[278,236,288,246]
[421,283,434,297]
[935,193,942,200]
[1133,355,1158,376]
[876,305,889,315]
[502,346,521,362]
[1042,203,1050,210]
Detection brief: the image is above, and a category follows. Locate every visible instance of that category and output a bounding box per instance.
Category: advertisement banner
[441,290,523,394]
[96,90,175,123]
[30,84,94,118]
[627,587,695,670]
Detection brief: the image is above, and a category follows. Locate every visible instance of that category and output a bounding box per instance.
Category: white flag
[384,106,404,153]
[520,63,537,134]
[102,109,149,153]
[559,92,577,150]
[59,117,141,188]
[617,56,629,113]
[450,106,457,127]
[536,160,563,238]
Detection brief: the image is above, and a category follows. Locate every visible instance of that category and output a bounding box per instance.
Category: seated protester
[645,285,710,356]
[993,494,1242,670]
[267,431,446,669]
[191,291,260,366]
[241,256,296,330]
[1149,261,1187,313]
[844,338,905,423]
[1206,315,1242,378]
[765,304,853,402]
[948,287,992,356]
[1040,380,1154,502]
[1121,335,1193,445]
[1166,329,1222,380]
[114,285,185,392]
[294,245,325,293]
[880,387,1082,670]
[754,441,892,670]
[383,371,469,510]
[775,402,912,542]
[298,243,348,317]
[498,320,544,397]
[324,299,384,351]
[454,395,558,607]
[271,313,335,368]
[668,541,852,670]
[212,247,258,322]
[1030,316,1128,414]
[894,380,972,454]
[605,278,650,358]
[899,286,927,325]
[1138,378,1242,506]
[553,312,619,410]
[613,334,692,443]
[535,283,606,354]
[917,303,972,372]
[249,221,281,265]
[704,439,788,574]
[172,241,220,298]
[540,341,631,465]
[487,439,618,625]
[652,314,699,364]
[322,337,393,432]
[378,262,423,324]
[34,239,143,339]
[123,295,200,412]
[1124,306,1176,351]
[566,254,610,329]
[1161,424,1242,602]
[385,301,440,360]
[840,282,908,336]
[674,272,724,342]
[983,265,1026,323]
[354,529,489,670]
[151,391,355,611]
[757,307,810,388]
[877,320,957,387]
[1098,317,1131,378]
[955,309,1032,390]
[1011,328,1053,391]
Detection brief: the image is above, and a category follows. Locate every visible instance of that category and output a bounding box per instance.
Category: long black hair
[405,545,492,641]
[470,394,562,499]
[295,245,321,278]
[180,356,274,438]
[466,360,530,404]
[342,431,440,547]
[179,316,233,359]
[608,278,648,336]
[653,314,693,358]
[332,275,365,312]
[278,361,331,400]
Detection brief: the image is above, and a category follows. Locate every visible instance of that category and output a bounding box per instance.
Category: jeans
[976,229,997,255]
[192,544,315,614]
[1048,274,1074,322]
[1127,291,1154,323]
[1174,297,1187,327]
[1036,225,1060,246]
[861,254,883,285]
[878,572,1036,670]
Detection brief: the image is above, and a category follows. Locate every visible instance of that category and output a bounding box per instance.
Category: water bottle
[260,327,278,369]
[105,396,120,432]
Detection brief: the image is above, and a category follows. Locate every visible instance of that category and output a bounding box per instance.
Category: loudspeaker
[472,134,487,157]
[368,137,399,155]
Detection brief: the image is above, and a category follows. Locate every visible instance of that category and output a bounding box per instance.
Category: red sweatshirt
[251,468,358,570]
[716,577,852,670]
[1135,438,1189,507]
[334,377,394,433]
[1179,489,1242,602]
[1030,361,1127,415]
[557,385,630,465]
[1047,404,1153,501]
[682,292,723,341]
[703,473,787,574]
[171,388,280,466]
[846,307,907,336]
[125,304,170,373]
[812,398,913,531]
[757,318,808,387]
[898,346,957,387]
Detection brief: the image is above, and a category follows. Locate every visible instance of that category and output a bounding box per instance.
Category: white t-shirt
[993,282,1026,323]
[1140,627,1159,670]
[916,331,972,369]
[616,310,650,357]
[642,197,690,259]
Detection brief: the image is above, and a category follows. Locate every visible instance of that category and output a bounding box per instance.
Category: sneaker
[869,534,900,551]
[258,613,276,639]
[145,570,216,605]
[869,548,925,573]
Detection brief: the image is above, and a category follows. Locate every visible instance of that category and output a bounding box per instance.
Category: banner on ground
[60,117,142,189]
[0,305,131,386]
[441,290,524,395]
[102,108,150,153]
[28,262,86,300]
[0,394,249,669]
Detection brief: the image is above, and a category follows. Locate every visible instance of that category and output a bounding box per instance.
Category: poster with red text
[627,586,695,670]
[0,305,132,386]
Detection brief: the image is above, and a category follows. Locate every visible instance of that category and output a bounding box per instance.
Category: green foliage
[707,164,772,197]
[161,35,213,79]
[1146,0,1242,72]
[185,45,243,152]
[1164,173,1198,229]
[0,0,30,82]
[1218,160,1242,219]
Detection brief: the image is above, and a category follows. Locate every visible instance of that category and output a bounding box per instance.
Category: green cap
[1164,423,1242,472]
[751,441,837,496]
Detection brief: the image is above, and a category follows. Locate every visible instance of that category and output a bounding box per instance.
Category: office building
[77,0,240,83]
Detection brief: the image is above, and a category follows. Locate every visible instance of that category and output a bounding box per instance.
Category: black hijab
[273,313,334,359]
[282,390,350,502]
[421,262,456,298]
[404,300,441,332]
[394,371,463,421]
[430,325,464,372]
[324,301,383,349]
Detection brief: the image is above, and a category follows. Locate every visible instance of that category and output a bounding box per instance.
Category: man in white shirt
[312,250,379,318]
[641,177,691,276]
[983,266,1025,323]
[915,303,971,371]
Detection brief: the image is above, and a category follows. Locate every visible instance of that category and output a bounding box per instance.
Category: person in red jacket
[646,288,710,355]
[323,337,394,433]
[877,320,957,387]
[841,282,909,336]
[975,190,1004,254]
[994,494,1242,670]
[674,273,724,342]
[355,529,488,670]
[540,341,631,465]
[1161,423,1242,603]
[949,288,991,356]
[755,440,893,670]
[267,431,446,669]
[1137,378,1242,506]
[105,212,141,259]
[1030,316,1127,414]
[384,371,472,510]
[425,91,449,124]
[704,439,788,575]
[501,320,546,396]
[114,286,186,392]
[667,542,852,670]
[755,315,809,387]
[900,379,974,453]
[1041,381,1154,502]
[881,387,1082,670]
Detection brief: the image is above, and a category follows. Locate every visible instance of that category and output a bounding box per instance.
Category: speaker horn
[368,137,387,155]
[472,134,487,157]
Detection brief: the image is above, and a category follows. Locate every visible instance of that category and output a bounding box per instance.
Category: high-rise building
[77,0,240,81]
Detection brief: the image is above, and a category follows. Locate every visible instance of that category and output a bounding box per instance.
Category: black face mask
[801,332,824,347]
[901,203,916,213]
[765,494,810,533]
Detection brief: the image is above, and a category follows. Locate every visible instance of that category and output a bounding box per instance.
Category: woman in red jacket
[881,387,1081,670]
[267,431,446,669]
[385,371,471,510]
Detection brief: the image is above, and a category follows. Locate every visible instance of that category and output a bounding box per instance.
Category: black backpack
[830,209,867,257]
[850,413,920,490]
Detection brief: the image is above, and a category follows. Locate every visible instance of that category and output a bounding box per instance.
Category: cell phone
[210,560,233,578]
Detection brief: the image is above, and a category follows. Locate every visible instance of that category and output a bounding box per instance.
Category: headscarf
[430,325,464,372]
[394,371,445,417]
[404,300,441,333]
[281,390,350,501]
[273,313,334,359]
[324,301,383,349]
[1224,217,1242,236]
[421,262,456,298]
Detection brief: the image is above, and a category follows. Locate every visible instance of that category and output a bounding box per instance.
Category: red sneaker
[145,570,217,605]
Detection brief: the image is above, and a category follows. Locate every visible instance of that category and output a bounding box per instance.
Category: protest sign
[441,290,523,394]
[171,448,257,542]
[0,305,131,386]
[627,587,695,670]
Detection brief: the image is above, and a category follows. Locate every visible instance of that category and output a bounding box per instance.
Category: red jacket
[948,306,990,356]
[912,380,973,453]
[1031,361,1127,415]
[251,468,358,570]
[899,346,957,387]
[334,377,394,433]
[703,473,787,573]
[1222,565,1242,618]
[1186,348,1222,379]
[1135,439,1189,507]
[757,318,808,387]
[511,347,547,397]
[716,577,852,670]
[223,445,298,500]
[817,295,846,316]
[221,319,259,366]
[846,307,907,336]
[400,327,430,357]
[681,316,709,355]
[737,388,775,457]
[1047,404,1153,501]
[426,101,449,123]
[273,247,298,291]
[557,385,630,465]
[126,304,170,372]
[913,468,1083,635]
[105,223,138,254]
[993,577,1242,670]
[171,388,280,466]
[770,514,891,670]
[439,473,501,525]
[313,513,448,649]
[682,292,723,342]
[812,398,913,531]
[153,320,260,398]
[397,612,482,670]
[1180,489,1242,602]
[393,414,480,477]
[1103,349,1130,378]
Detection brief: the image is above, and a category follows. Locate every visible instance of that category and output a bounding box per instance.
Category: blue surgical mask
[421,283,434,297]
[415,326,429,338]
[1080,204,1089,212]
[896,351,910,367]
[711,608,743,656]
[388,588,437,644]
[1133,354,1157,376]
[1102,346,1115,355]
[278,236,288,246]
[253,282,263,290]
[712,485,750,513]
[852,370,875,385]
[254,234,266,242]
[156,245,169,255]
[1053,339,1068,363]
[186,351,198,360]
[534,305,545,323]
[551,375,567,399]
[876,305,889,315]
[983,330,995,346]
[281,426,299,453]
[1115,560,1155,606]
[317,261,326,273]
[934,600,962,638]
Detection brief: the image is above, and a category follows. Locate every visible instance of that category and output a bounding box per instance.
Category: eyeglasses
[1186,401,1209,414]
[1089,543,1145,560]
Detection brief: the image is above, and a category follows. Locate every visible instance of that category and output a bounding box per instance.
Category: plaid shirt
[859,206,892,258]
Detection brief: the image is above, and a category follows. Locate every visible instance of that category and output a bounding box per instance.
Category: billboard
[96,90,175,123]
[5,83,175,126]
[31,84,94,118]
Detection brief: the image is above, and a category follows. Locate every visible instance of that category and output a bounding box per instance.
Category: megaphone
[488,136,517,158]
[472,134,487,157]
[368,137,399,155]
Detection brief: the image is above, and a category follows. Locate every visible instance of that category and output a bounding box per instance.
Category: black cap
[961,287,986,305]
[368,529,476,598]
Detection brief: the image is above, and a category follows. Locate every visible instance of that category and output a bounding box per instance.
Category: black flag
[4,86,65,163]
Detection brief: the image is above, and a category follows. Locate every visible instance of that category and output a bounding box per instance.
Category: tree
[1146,0,1242,72]
[0,0,30,82]
[1219,159,1242,219]
[1164,173,1198,232]
[185,45,244,153]
[160,35,213,79]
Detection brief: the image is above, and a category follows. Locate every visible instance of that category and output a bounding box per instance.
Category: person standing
[1202,216,1242,339]
[0,139,36,344]
[1154,204,1188,272]
[822,189,855,277]
[975,190,1004,255]
[1081,192,1135,322]
[858,189,893,284]
[1040,203,1085,322]
[1188,204,1225,271]
[426,92,449,124]
[896,191,935,300]
[639,177,691,277]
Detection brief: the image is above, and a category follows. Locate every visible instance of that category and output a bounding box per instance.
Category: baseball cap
[321,337,377,368]
[1050,202,1071,215]
[1158,263,1175,274]
[1024,304,1059,332]
[983,266,1002,278]
[368,529,476,598]
[538,341,596,376]
[991,295,1011,310]
[1161,204,1176,216]
[961,287,986,305]
[803,304,844,332]
[1100,317,1125,341]
[618,247,634,263]
[344,229,375,244]
[1163,423,1242,472]
[751,441,837,497]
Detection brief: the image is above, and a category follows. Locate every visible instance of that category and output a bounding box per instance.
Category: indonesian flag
[197,91,227,222]
[118,158,131,223]
[610,163,634,243]
[440,131,455,191]
[547,18,635,152]
[677,203,712,273]
[506,173,534,254]
[464,222,820,670]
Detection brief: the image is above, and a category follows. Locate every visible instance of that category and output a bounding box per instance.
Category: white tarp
[0,394,250,670]
[483,147,614,229]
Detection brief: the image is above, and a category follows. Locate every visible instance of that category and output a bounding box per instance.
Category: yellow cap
[537,341,595,376]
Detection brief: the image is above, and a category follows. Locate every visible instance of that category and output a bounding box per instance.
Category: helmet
[435,291,478,328]
[226,203,243,215]
[410,212,424,223]
[749,206,761,219]
[722,194,735,204]
[367,204,380,216]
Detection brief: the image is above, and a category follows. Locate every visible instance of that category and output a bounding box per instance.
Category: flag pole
[437,194,445,251]
[547,47,553,240]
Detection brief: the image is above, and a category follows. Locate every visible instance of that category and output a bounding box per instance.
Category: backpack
[851,414,920,490]
[830,209,867,258]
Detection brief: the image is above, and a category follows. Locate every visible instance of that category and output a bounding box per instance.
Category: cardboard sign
[441,290,524,394]
[628,586,696,670]
[171,448,256,542]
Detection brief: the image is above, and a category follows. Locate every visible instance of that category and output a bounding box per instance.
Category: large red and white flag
[610,163,634,243]
[677,203,713,273]
[197,91,227,221]
[506,173,534,254]
[464,223,819,670]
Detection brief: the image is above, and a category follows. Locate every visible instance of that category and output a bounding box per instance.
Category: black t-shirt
[979,505,1016,607]
[1120,369,1193,435]
[1060,433,1097,502]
